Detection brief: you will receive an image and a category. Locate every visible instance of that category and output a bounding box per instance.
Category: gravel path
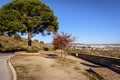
[0,53,13,80]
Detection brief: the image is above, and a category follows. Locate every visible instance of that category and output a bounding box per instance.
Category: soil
[11,52,101,80]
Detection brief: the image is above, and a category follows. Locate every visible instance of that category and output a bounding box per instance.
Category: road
[0,53,13,80]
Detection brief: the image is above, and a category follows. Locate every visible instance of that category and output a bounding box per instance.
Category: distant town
[46,43,120,50]
[69,43,120,50]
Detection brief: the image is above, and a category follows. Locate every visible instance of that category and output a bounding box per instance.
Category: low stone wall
[71,53,120,73]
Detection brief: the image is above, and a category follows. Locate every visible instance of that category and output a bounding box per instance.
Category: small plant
[0,32,3,36]
[43,47,49,51]
[14,34,22,41]
[40,41,44,44]
[56,58,75,66]
[51,64,57,67]
[34,39,39,42]
[26,47,39,53]
[73,66,81,70]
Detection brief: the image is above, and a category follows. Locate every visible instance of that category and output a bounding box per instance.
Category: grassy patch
[14,64,37,80]
[56,57,75,66]
[27,75,37,80]
[0,35,45,52]
[67,48,120,58]
[34,65,42,71]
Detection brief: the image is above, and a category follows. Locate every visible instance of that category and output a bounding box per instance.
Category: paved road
[0,53,13,80]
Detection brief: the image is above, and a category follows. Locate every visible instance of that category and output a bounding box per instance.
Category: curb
[89,68,120,80]
[89,68,104,80]
[8,56,17,80]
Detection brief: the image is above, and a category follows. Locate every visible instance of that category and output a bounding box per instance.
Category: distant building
[69,43,120,50]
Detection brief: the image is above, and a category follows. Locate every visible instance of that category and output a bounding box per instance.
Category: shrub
[43,47,49,51]
[14,34,22,41]
[40,41,44,44]
[34,39,39,42]
[26,47,39,53]
[0,32,3,36]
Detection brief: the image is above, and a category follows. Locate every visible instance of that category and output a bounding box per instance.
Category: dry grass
[56,57,76,67]
[11,56,88,80]
[11,57,35,80]
[73,66,81,70]
[82,71,103,80]
[0,35,44,52]
[11,52,102,80]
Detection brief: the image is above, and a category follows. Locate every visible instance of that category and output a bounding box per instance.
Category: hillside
[0,35,44,52]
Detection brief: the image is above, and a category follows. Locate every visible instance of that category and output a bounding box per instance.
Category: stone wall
[71,53,120,73]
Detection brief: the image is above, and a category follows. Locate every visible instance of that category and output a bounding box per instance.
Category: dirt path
[12,53,102,80]
[0,53,13,80]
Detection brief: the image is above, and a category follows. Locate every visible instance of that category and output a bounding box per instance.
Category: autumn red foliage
[52,32,75,50]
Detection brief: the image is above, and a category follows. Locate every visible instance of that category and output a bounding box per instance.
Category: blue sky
[0,0,120,44]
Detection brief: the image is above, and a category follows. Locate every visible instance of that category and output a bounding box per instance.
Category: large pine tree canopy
[0,0,58,36]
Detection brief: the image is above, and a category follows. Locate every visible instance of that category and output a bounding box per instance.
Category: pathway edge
[8,56,17,80]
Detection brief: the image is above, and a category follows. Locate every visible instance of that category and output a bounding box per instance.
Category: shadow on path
[45,54,59,59]
[80,62,102,68]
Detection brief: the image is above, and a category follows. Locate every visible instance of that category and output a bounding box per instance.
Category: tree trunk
[28,27,32,46]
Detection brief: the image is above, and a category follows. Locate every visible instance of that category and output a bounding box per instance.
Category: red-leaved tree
[52,32,75,57]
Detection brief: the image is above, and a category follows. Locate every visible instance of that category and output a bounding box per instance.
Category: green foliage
[0,9,26,36]
[0,0,58,34]
[0,31,4,36]
[0,0,58,46]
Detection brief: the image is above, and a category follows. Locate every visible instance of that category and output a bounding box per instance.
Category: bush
[34,39,39,42]
[0,45,26,52]
[14,34,22,41]
[26,47,39,53]
[43,47,49,51]
[0,32,3,36]
[40,41,44,44]
[0,35,43,53]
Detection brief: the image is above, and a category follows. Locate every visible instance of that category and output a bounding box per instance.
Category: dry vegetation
[11,52,103,80]
[0,35,45,52]
[67,48,120,58]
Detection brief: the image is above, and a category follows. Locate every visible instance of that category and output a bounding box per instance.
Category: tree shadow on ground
[80,62,102,68]
[45,54,59,59]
